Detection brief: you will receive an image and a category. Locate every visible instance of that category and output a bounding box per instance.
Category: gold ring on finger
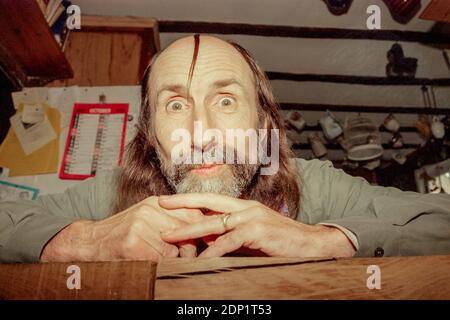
[220,213,232,231]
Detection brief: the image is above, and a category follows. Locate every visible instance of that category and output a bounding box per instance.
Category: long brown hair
[113,35,301,218]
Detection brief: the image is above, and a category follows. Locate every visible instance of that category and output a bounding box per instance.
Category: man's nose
[190,104,216,153]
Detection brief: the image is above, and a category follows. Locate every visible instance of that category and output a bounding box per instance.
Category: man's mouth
[190,164,224,175]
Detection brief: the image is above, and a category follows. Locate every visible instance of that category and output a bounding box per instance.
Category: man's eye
[218,97,236,110]
[167,100,187,112]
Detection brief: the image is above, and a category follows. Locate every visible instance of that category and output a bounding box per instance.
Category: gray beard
[157,148,259,198]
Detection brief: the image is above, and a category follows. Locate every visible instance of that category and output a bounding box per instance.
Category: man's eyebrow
[155,78,244,99]
[156,84,188,99]
[210,78,244,90]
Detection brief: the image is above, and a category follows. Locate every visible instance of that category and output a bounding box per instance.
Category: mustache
[176,144,258,165]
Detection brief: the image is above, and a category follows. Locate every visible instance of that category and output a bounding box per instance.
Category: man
[1,35,449,263]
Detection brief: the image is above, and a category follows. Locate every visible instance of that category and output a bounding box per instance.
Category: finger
[137,231,179,258]
[158,193,250,213]
[161,210,253,242]
[138,204,186,231]
[120,233,171,262]
[130,217,181,257]
[119,239,162,262]
[179,240,197,258]
[164,208,205,224]
[138,203,205,227]
[202,235,219,246]
[199,230,246,258]
[161,215,225,243]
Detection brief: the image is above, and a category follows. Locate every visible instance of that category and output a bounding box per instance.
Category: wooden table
[1,256,449,299]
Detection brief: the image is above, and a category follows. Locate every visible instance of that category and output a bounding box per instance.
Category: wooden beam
[155,256,450,299]
[291,143,420,150]
[267,72,450,86]
[159,20,450,44]
[0,261,156,300]
[297,124,419,133]
[279,103,450,115]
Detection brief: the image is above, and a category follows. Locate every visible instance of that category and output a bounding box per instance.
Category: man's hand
[159,193,356,258]
[40,196,204,262]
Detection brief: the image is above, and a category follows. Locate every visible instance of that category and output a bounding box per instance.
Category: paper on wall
[10,111,57,156]
[0,104,61,176]
[22,103,46,124]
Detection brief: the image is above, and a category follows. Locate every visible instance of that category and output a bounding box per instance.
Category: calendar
[59,103,128,180]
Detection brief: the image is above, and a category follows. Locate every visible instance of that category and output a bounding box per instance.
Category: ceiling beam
[159,20,450,44]
[279,103,450,114]
[267,72,450,86]
[291,143,420,150]
[297,124,419,133]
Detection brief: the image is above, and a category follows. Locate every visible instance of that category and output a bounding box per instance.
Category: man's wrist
[315,224,356,258]
[40,220,94,262]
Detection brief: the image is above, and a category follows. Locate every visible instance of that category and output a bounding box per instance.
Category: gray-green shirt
[1,158,450,263]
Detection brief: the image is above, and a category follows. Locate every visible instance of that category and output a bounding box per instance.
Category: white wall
[71,0,450,161]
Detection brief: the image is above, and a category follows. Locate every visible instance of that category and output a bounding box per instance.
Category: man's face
[148,36,260,197]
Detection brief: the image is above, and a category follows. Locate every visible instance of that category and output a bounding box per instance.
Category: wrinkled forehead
[148,36,256,96]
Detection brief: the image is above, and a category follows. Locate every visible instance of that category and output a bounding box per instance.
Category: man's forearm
[40,220,95,262]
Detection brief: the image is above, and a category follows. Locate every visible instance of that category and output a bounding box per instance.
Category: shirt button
[374,247,384,257]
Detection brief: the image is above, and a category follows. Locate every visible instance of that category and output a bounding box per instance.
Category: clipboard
[59,103,128,180]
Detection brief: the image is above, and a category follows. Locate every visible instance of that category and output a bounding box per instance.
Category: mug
[415,115,431,140]
[319,110,342,140]
[431,116,445,139]
[308,133,327,158]
[391,132,403,148]
[286,111,306,132]
[427,176,442,194]
[383,113,400,132]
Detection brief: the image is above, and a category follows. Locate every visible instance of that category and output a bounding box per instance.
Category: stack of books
[35,0,72,49]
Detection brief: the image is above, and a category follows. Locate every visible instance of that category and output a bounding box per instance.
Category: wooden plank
[0,0,73,87]
[48,15,159,86]
[155,256,450,300]
[81,15,159,38]
[291,143,420,150]
[279,103,450,115]
[159,20,450,44]
[51,31,143,86]
[157,257,333,278]
[266,72,450,87]
[420,0,450,23]
[0,261,156,300]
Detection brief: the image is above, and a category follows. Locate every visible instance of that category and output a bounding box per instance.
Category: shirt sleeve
[296,159,450,257]
[0,170,117,263]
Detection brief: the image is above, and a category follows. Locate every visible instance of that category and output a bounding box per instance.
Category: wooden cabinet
[0,0,73,88]
[48,15,160,86]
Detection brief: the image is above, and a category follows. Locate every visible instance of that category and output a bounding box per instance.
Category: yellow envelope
[0,103,61,176]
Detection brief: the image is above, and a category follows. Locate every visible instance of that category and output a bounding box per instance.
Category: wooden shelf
[49,15,160,87]
[0,0,73,88]
[420,0,450,23]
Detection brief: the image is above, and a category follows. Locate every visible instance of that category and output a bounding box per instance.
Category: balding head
[149,35,256,113]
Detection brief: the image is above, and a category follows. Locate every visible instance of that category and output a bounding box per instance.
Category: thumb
[178,239,197,258]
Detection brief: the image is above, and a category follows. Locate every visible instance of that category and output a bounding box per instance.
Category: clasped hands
[41,193,356,262]
[158,193,356,259]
